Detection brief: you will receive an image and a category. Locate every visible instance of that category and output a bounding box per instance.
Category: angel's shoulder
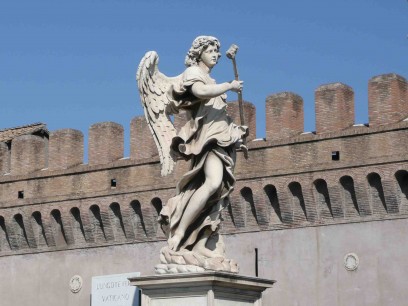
[183,66,207,83]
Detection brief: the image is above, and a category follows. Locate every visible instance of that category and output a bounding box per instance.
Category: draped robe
[159,65,247,250]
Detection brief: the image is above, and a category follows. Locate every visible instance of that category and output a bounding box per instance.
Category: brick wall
[266,92,304,140]
[49,129,83,170]
[369,74,408,126]
[88,122,124,165]
[315,83,354,133]
[0,73,407,256]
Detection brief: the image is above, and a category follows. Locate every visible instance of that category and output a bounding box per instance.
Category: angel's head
[185,36,221,68]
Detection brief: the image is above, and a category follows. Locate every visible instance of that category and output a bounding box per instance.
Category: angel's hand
[230,80,244,93]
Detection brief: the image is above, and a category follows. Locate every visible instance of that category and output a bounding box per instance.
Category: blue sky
[1,0,407,156]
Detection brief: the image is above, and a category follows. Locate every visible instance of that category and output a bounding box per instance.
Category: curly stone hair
[185,36,221,67]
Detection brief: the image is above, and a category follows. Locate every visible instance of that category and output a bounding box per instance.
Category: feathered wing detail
[136,51,182,176]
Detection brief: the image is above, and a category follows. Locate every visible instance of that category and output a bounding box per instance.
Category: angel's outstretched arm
[191,80,243,99]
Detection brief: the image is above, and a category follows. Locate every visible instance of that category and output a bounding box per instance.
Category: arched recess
[89,205,106,242]
[340,176,360,217]
[367,173,387,215]
[395,170,408,212]
[240,187,258,228]
[288,182,307,222]
[151,198,163,234]
[130,200,147,238]
[0,216,11,251]
[31,211,48,247]
[50,209,67,247]
[70,207,86,244]
[12,214,29,249]
[227,192,245,228]
[109,203,126,240]
[221,197,236,231]
[264,184,282,223]
[313,179,333,219]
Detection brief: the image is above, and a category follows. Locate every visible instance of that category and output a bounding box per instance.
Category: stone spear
[226,44,248,159]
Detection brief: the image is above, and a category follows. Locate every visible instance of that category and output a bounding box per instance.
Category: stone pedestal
[129,272,275,306]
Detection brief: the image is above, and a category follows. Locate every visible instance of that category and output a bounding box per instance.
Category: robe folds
[159,65,247,250]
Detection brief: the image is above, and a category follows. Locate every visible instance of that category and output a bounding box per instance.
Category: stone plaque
[92,272,140,306]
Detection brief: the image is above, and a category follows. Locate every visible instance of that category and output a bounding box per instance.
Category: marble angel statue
[137,36,247,274]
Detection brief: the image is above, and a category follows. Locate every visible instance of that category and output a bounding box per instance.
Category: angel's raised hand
[230,80,243,93]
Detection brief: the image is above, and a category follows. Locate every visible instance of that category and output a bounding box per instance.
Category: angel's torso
[181,66,227,114]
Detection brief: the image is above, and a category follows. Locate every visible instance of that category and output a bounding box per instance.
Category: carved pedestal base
[129,272,275,306]
[156,246,239,274]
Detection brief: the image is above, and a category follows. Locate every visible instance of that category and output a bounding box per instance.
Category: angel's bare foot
[168,233,183,251]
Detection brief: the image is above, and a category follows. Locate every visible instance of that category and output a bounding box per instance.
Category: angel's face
[200,44,219,69]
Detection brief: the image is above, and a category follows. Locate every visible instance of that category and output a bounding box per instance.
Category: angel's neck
[198,62,211,74]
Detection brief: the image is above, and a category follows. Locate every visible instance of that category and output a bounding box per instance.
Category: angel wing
[136,51,182,176]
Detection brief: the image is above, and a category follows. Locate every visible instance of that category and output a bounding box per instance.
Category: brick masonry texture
[226,100,257,141]
[0,122,47,142]
[266,92,304,140]
[49,129,83,170]
[315,82,354,133]
[0,142,9,175]
[130,116,157,160]
[88,121,124,165]
[10,135,47,176]
[0,73,407,256]
[369,73,408,126]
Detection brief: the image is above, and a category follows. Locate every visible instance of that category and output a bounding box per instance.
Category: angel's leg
[168,151,223,251]
[192,227,223,258]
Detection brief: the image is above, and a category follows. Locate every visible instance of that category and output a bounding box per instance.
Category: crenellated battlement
[266,91,304,139]
[315,82,354,134]
[88,121,124,165]
[0,73,406,178]
[0,72,407,256]
[49,128,83,170]
[369,73,408,126]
